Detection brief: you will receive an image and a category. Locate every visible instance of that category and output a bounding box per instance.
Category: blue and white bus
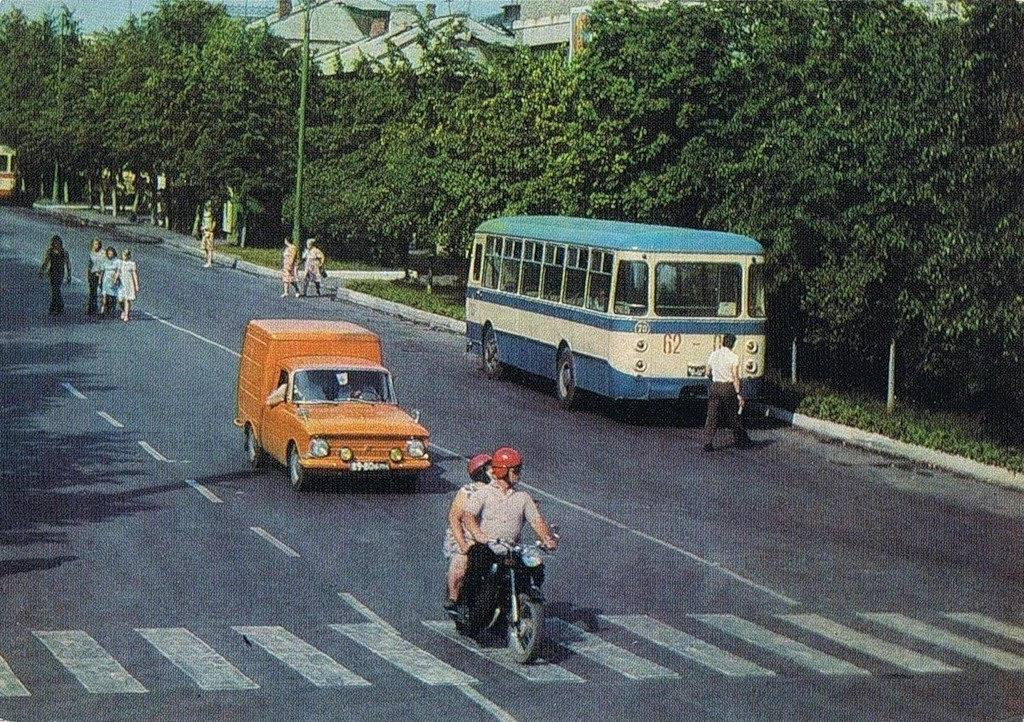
[465,216,766,407]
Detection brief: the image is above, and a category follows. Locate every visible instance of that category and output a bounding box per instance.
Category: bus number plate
[662,333,682,354]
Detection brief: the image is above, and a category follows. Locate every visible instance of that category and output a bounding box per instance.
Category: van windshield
[292,369,394,404]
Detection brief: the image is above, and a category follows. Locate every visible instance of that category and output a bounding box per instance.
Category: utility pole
[290,0,310,245]
[52,10,66,204]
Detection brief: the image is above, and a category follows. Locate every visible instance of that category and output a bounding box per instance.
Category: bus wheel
[482,325,503,379]
[555,346,577,408]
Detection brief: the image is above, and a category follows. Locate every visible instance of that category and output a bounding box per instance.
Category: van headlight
[746,340,759,354]
[744,359,759,374]
[339,447,353,462]
[309,438,330,458]
[406,439,426,458]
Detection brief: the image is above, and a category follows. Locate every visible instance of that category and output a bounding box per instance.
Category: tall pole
[886,338,896,413]
[52,11,65,204]
[291,1,310,245]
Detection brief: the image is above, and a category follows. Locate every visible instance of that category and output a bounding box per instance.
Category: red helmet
[466,453,492,480]
[490,447,522,480]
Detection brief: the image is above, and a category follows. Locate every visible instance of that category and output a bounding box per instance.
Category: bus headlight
[339,447,354,462]
[746,340,759,354]
[309,438,330,458]
[635,339,648,352]
[744,359,759,375]
[634,359,647,372]
[406,439,426,458]
[389,448,404,463]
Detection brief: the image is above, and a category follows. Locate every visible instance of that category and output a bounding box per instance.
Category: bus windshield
[613,260,649,316]
[654,262,741,317]
[748,263,766,318]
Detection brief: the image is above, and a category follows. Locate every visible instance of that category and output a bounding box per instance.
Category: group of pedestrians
[280,237,326,298]
[40,235,140,321]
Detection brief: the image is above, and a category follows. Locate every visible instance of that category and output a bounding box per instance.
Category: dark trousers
[48,278,64,315]
[302,274,321,296]
[87,273,100,314]
[704,381,749,446]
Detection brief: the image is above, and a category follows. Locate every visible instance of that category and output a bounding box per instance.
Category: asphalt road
[2,206,1024,721]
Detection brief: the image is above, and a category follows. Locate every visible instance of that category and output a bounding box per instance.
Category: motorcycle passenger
[443,453,492,611]
[462,447,558,552]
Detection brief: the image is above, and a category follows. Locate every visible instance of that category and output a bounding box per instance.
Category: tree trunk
[111,169,119,218]
[87,175,93,208]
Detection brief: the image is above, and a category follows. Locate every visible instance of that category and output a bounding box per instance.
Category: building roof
[475,216,764,255]
[320,14,511,75]
[257,0,388,46]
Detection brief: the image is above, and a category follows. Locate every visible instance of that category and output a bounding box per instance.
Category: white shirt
[707,346,739,383]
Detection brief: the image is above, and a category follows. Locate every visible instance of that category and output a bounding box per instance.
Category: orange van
[235,319,430,490]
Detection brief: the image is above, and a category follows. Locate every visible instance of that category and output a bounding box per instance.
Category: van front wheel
[287,443,309,491]
[245,424,264,471]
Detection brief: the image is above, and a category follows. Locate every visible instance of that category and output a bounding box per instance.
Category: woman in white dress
[115,248,140,322]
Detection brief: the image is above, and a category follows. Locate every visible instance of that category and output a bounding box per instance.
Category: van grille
[334,437,407,461]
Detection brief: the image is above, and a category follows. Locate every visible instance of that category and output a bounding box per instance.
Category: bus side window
[521,241,542,297]
[541,244,564,302]
[482,236,500,289]
[470,241,484,284]
[586,250,612,312]
[564,247,588,307]
[499,238,522,293]
[613,260,649,316]
[0,155,8,173]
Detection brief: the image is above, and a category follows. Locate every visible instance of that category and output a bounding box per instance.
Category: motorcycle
[451,539,552,664]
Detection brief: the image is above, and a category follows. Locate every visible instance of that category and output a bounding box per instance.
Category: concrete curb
[334,286,466,335]
[756,403,1023,491]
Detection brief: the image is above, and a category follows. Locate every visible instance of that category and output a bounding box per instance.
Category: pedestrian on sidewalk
[86,238,104,315]
[281,237,300,298]
[38,235,71,316]
[703,333,752,451]
[201,224,216,268]
[301,238,325,297]
[115,248,139,322]
[99,246,120,316]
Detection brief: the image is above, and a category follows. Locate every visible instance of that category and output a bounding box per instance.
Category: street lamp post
[290,0,311,245]
[52,10,66,204]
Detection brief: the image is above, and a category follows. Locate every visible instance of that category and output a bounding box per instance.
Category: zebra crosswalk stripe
[862,613,1024,672]
[137,628,258,691]
[779,614,959,674]
[232,626,370,688]
[945,613,1024,646]
[601,614,775,677]
[423,620,584,683]
[33,631,147,693]
[330,622,476,686]
[545,618,679,681]
[0,654,29,697]
[692,615,869,676]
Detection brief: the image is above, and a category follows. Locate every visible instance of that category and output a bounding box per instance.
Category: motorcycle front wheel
[508,593,544,664]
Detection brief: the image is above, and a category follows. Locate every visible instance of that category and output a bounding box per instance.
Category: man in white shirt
[703,333,752,451]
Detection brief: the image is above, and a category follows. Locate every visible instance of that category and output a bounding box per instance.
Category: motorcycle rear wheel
[508,593,544,664]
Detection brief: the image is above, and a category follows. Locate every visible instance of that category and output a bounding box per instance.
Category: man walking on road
[703,333,751,451]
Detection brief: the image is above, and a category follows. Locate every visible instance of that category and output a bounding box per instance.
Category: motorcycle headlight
[521,547,543,568]
[389,448,403,463]
[406,439,426,458]
[309,438,330,458]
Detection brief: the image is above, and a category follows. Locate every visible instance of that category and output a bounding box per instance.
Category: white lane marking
[338,593,399,634]
[33,631,148,693]
[185,479,223,504]
[61,382,87,400]
[779,614,959,674]
[427,442,799,608]
[138,441,169,463]
[545,618,679,681]
[0,654,30,697]
[692,615,869,676]
[601,614,775,677]
[232,626,369,688]
[455,684,519,722]
[137,628,258,691]
[96,411,124,429]
[423,621,584,684]
[142,312,241,358]
[329,622,477,685]
[862,613,1024,671]
[250,527,300,558]
[945,613,1024,645]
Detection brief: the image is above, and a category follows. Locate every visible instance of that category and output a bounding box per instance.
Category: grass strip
[216,243,381,272]
[345,279,466,321]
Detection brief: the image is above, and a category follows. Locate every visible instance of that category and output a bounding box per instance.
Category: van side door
[262,369,292,463]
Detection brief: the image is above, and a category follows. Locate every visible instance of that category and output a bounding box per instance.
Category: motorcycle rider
[462,447,558,552]
[443,453,492,611]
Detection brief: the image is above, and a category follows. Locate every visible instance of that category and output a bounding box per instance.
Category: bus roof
[476,216,763,255]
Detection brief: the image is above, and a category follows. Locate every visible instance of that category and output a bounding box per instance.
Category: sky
[0,0,509,32]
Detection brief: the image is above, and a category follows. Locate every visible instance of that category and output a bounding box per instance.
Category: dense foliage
[1,0,1021,421]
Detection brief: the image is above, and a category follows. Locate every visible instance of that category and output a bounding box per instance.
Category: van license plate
[350,461,389,472]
